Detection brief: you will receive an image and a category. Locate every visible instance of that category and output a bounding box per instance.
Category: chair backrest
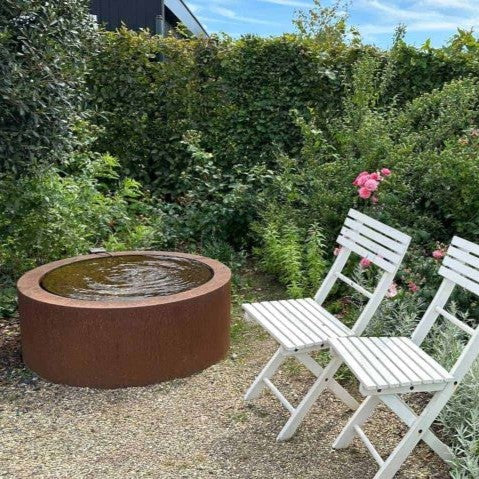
[314,209,411,335]
[411,236,479,383]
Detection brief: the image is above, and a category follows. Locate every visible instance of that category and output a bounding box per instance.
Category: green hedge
[0,0,96,176]
[88,29,479,197]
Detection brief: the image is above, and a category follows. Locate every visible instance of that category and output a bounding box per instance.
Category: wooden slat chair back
[243,209,411,441]
[316,209,411,336]
[330,236,479,479]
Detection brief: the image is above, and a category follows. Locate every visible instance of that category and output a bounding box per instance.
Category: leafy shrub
[422,129,479,239]
[364,286,425,338]
[254,208,328,298]
[430,314,479,478]
[160,130,272,247]
[0,152,163,314]
[0,0,97,175]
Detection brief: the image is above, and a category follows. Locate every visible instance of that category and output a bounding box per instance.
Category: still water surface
[41,255,213,301]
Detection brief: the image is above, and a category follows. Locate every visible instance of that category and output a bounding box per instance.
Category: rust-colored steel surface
[18,251,231,388]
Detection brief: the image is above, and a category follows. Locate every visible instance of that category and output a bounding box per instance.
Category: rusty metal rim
[17,251,231,310]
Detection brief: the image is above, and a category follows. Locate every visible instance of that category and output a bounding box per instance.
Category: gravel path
[1,326,450,478]
[0,276,450,478]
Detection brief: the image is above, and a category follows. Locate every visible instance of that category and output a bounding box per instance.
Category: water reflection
[41,255,213,301]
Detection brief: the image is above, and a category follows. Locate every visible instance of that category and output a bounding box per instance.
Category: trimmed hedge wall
[0,0,96,176]
[88,29,479,196]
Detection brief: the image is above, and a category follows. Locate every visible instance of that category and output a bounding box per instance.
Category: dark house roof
[90,0,207,37]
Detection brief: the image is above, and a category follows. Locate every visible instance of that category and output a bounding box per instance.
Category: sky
[185,0,479,48]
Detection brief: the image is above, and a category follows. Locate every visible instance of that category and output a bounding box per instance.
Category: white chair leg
[380,395,454,462]
[244,347,286,401]
[333,395,380,449]
[276,357,343,441]
[374,386,455,479]
[297,353,359,411]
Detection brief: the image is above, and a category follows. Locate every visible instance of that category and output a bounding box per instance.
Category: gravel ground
[0,283,450,479]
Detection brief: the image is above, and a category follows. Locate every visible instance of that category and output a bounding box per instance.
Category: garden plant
[1,0,479,476]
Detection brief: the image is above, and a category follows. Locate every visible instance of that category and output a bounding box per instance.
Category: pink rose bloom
[432,249,445,259]
[371,195,379,204]
[358,187,372,199]
[354,172,370,187]
[364,179,379,192]
[369,172,380,181]
[333,246,343,257]
[386,282,398,298]
[359,257,372,268]
[381,168,391,176]
[408,281,419,293]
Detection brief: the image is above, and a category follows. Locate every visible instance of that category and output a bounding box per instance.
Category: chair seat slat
[372,338,425,384]
[303,299,352,333]
[256,302,316,346]
[243,303,297,350]
[379,338,435,384]
[243,298,353,351]
[276,300,335,341]
[392,338,452,382]
[330,338,378,390]
[263,301,323,343]
[330,337,454,392]
[361,338,412,386]
[348,337,402,388]
[298,299,351,336]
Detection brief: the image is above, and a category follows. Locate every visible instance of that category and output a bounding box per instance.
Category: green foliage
[88,22,479,200]
[293,0,359,46]
[254,210,327,298]
[430,314,479,478]
[0,152,163,308]
[0,0,97,175]
[87,27,355,192]
[382,29,479,104]
[306,224,327,291]
[422,130,479,238]
[365,288,425,338]
[2,4,479,474]
[160,130,272,247]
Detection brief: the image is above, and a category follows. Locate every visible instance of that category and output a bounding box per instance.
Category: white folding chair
[243,209,411,441]
[330,236,479,479]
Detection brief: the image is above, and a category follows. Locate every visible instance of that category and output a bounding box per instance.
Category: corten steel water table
[17,251,231,388]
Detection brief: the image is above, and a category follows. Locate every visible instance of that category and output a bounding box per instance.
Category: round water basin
[18,251,231,388]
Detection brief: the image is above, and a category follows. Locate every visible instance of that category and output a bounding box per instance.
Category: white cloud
[186,2,201,13]
[197,14,242,26]
[211,6,281,25]
[356,0,479,38]
[359,0,444,21]
[260,0,313,7]
[360,18,479,36]
[417,0,477,10]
